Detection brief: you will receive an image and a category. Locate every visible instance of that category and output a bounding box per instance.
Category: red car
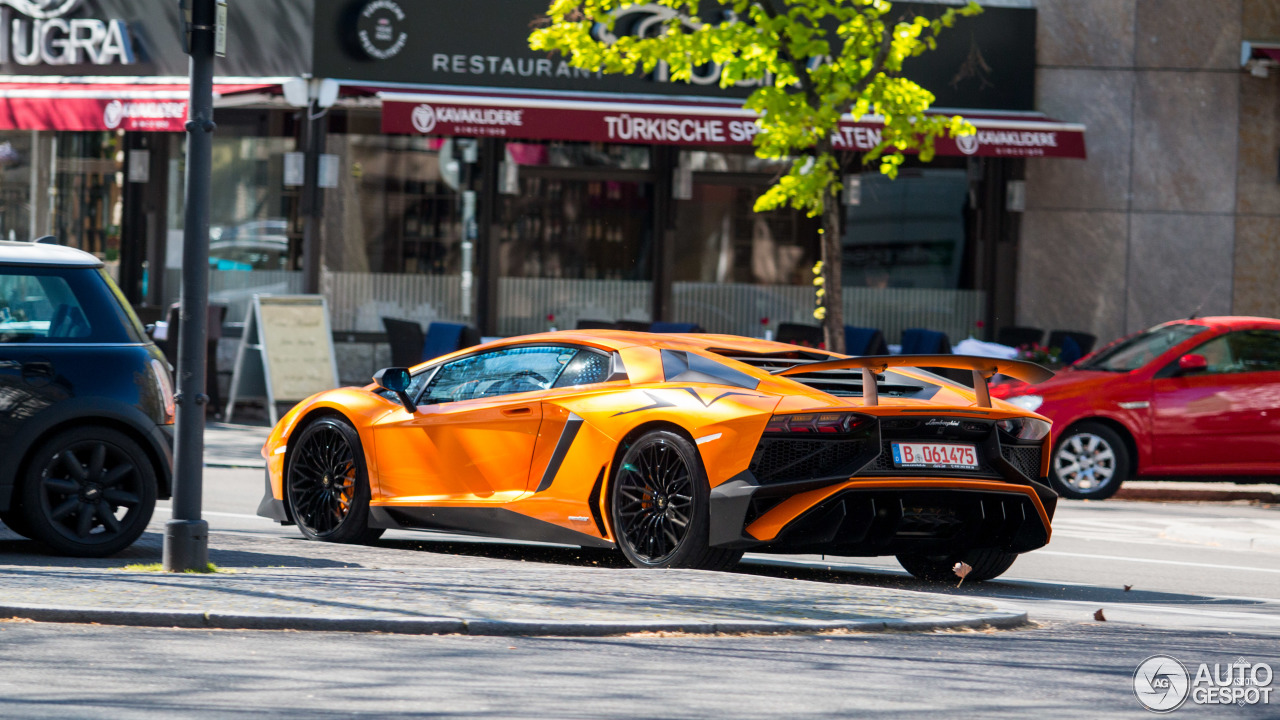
[991,317,1280,499]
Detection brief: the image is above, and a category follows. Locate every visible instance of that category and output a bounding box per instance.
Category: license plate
[891,442,978,470]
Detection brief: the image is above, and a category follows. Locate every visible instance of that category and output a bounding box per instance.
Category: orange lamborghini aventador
[257,331,1056,582]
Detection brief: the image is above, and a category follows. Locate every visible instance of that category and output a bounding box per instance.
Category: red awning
[0,82,277,132]
[380,89,1087,159]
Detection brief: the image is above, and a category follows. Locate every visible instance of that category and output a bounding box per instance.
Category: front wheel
[1050,422,1129,500]
[897,548,1019,583]
[20,427,158,557]
[610,430,741,571]
[286,416,384,544]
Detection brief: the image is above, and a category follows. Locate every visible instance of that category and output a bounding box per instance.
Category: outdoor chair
[1047,330,1096,365]
[382,317,426,368]
[423,321,480,361]
[900,328,952,355]
[844,326,889,356]
[164,301,229,416]
[996,326,1045,348]
[777,322,825,348]
[575,319,615,330]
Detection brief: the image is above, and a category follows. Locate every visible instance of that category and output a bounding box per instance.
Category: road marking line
[1034,550,1280,574]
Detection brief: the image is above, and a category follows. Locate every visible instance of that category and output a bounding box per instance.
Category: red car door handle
[503,407,532,416]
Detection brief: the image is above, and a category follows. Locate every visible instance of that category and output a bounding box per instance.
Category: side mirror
[1178,353,1208,374]
[373,367,416,412]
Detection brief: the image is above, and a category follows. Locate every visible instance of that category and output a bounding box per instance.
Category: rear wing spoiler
[772,354,1054,409]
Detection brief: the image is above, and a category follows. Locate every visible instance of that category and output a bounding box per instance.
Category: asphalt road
[2,467,1277,718]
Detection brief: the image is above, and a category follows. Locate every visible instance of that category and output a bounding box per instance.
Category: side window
[554,350,612,388]
[1190,331,1280,374]
[422,346,578,403]
[0,272,92,343]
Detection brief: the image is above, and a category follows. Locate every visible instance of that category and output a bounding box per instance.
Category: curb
[1159,524,1280,555]
[204,460,266,469]
[0,603,1028,637]
[1114,486,1280,504]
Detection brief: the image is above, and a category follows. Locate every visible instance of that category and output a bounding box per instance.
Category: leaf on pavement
[953,561,972,587]
[1093,608,1107,622]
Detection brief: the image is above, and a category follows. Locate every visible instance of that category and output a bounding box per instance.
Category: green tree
[531,0,980,352]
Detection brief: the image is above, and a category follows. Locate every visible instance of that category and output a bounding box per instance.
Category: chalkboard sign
[225,295,339,425]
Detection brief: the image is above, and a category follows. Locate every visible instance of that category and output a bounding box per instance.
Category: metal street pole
[164,0,217,572]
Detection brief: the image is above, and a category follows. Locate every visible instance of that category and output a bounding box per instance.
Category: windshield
[1077,323,1208,372]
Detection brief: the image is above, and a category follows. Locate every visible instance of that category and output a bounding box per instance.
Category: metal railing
[168,269,984,343]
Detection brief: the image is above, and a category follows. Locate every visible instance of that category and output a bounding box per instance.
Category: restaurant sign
[0,0,134,66]
[382,94,1088,160]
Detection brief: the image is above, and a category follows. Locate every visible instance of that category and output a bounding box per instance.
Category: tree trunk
[821,190,845,354]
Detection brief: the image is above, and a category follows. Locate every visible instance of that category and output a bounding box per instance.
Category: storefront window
[167,130,298,272]
[54,132,124,260]
[326,133,462,275]
[498,142,653,281]
[673,181,818,285]
[843,168,969,289]
[0,131,124,263]
[0,132,35,242]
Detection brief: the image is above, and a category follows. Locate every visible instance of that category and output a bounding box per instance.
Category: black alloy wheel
[20,427,157,557]
[286,416,384,544]
[610,429,741,570]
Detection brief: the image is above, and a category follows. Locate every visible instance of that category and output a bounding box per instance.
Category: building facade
[0,0,1162,378]
[1020,0,1280,343]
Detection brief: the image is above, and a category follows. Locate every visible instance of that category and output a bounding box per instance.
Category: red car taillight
[764,412,872,434]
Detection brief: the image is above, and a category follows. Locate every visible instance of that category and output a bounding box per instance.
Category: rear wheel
[286,417,384,544]
[897,548,1018,583]
[610,430,741,570]
[20,427,158,557]
[1050,422,1129,500]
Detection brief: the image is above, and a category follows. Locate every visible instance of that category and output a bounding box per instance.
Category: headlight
[1006,394,1043,412]
[997,417,1051,441]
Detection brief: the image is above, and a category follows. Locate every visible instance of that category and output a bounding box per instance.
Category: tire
[1049,422,1129,500]
[20,427,158,557]
[897,548,1019,583]
[610,429,742,571]
[286,416,384,544]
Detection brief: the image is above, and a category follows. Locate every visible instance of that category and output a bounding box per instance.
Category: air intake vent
[1001,445,1043,479]
[750,438,867,484]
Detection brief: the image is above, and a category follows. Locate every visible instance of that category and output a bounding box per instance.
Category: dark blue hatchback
[0,240,173,556]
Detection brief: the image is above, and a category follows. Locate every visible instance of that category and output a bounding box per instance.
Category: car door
[1150,330,1280,473]
[0,270,86,438]
[370,345,580,504]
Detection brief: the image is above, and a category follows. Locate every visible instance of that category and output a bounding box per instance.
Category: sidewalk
[1116,480,1280,505]
[204,421,270,468]
[0,528,1026,637]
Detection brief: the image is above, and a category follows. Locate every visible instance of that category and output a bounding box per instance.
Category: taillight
[150,358,175,424]
[764,412,871,434]
[996,417,1051,441]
